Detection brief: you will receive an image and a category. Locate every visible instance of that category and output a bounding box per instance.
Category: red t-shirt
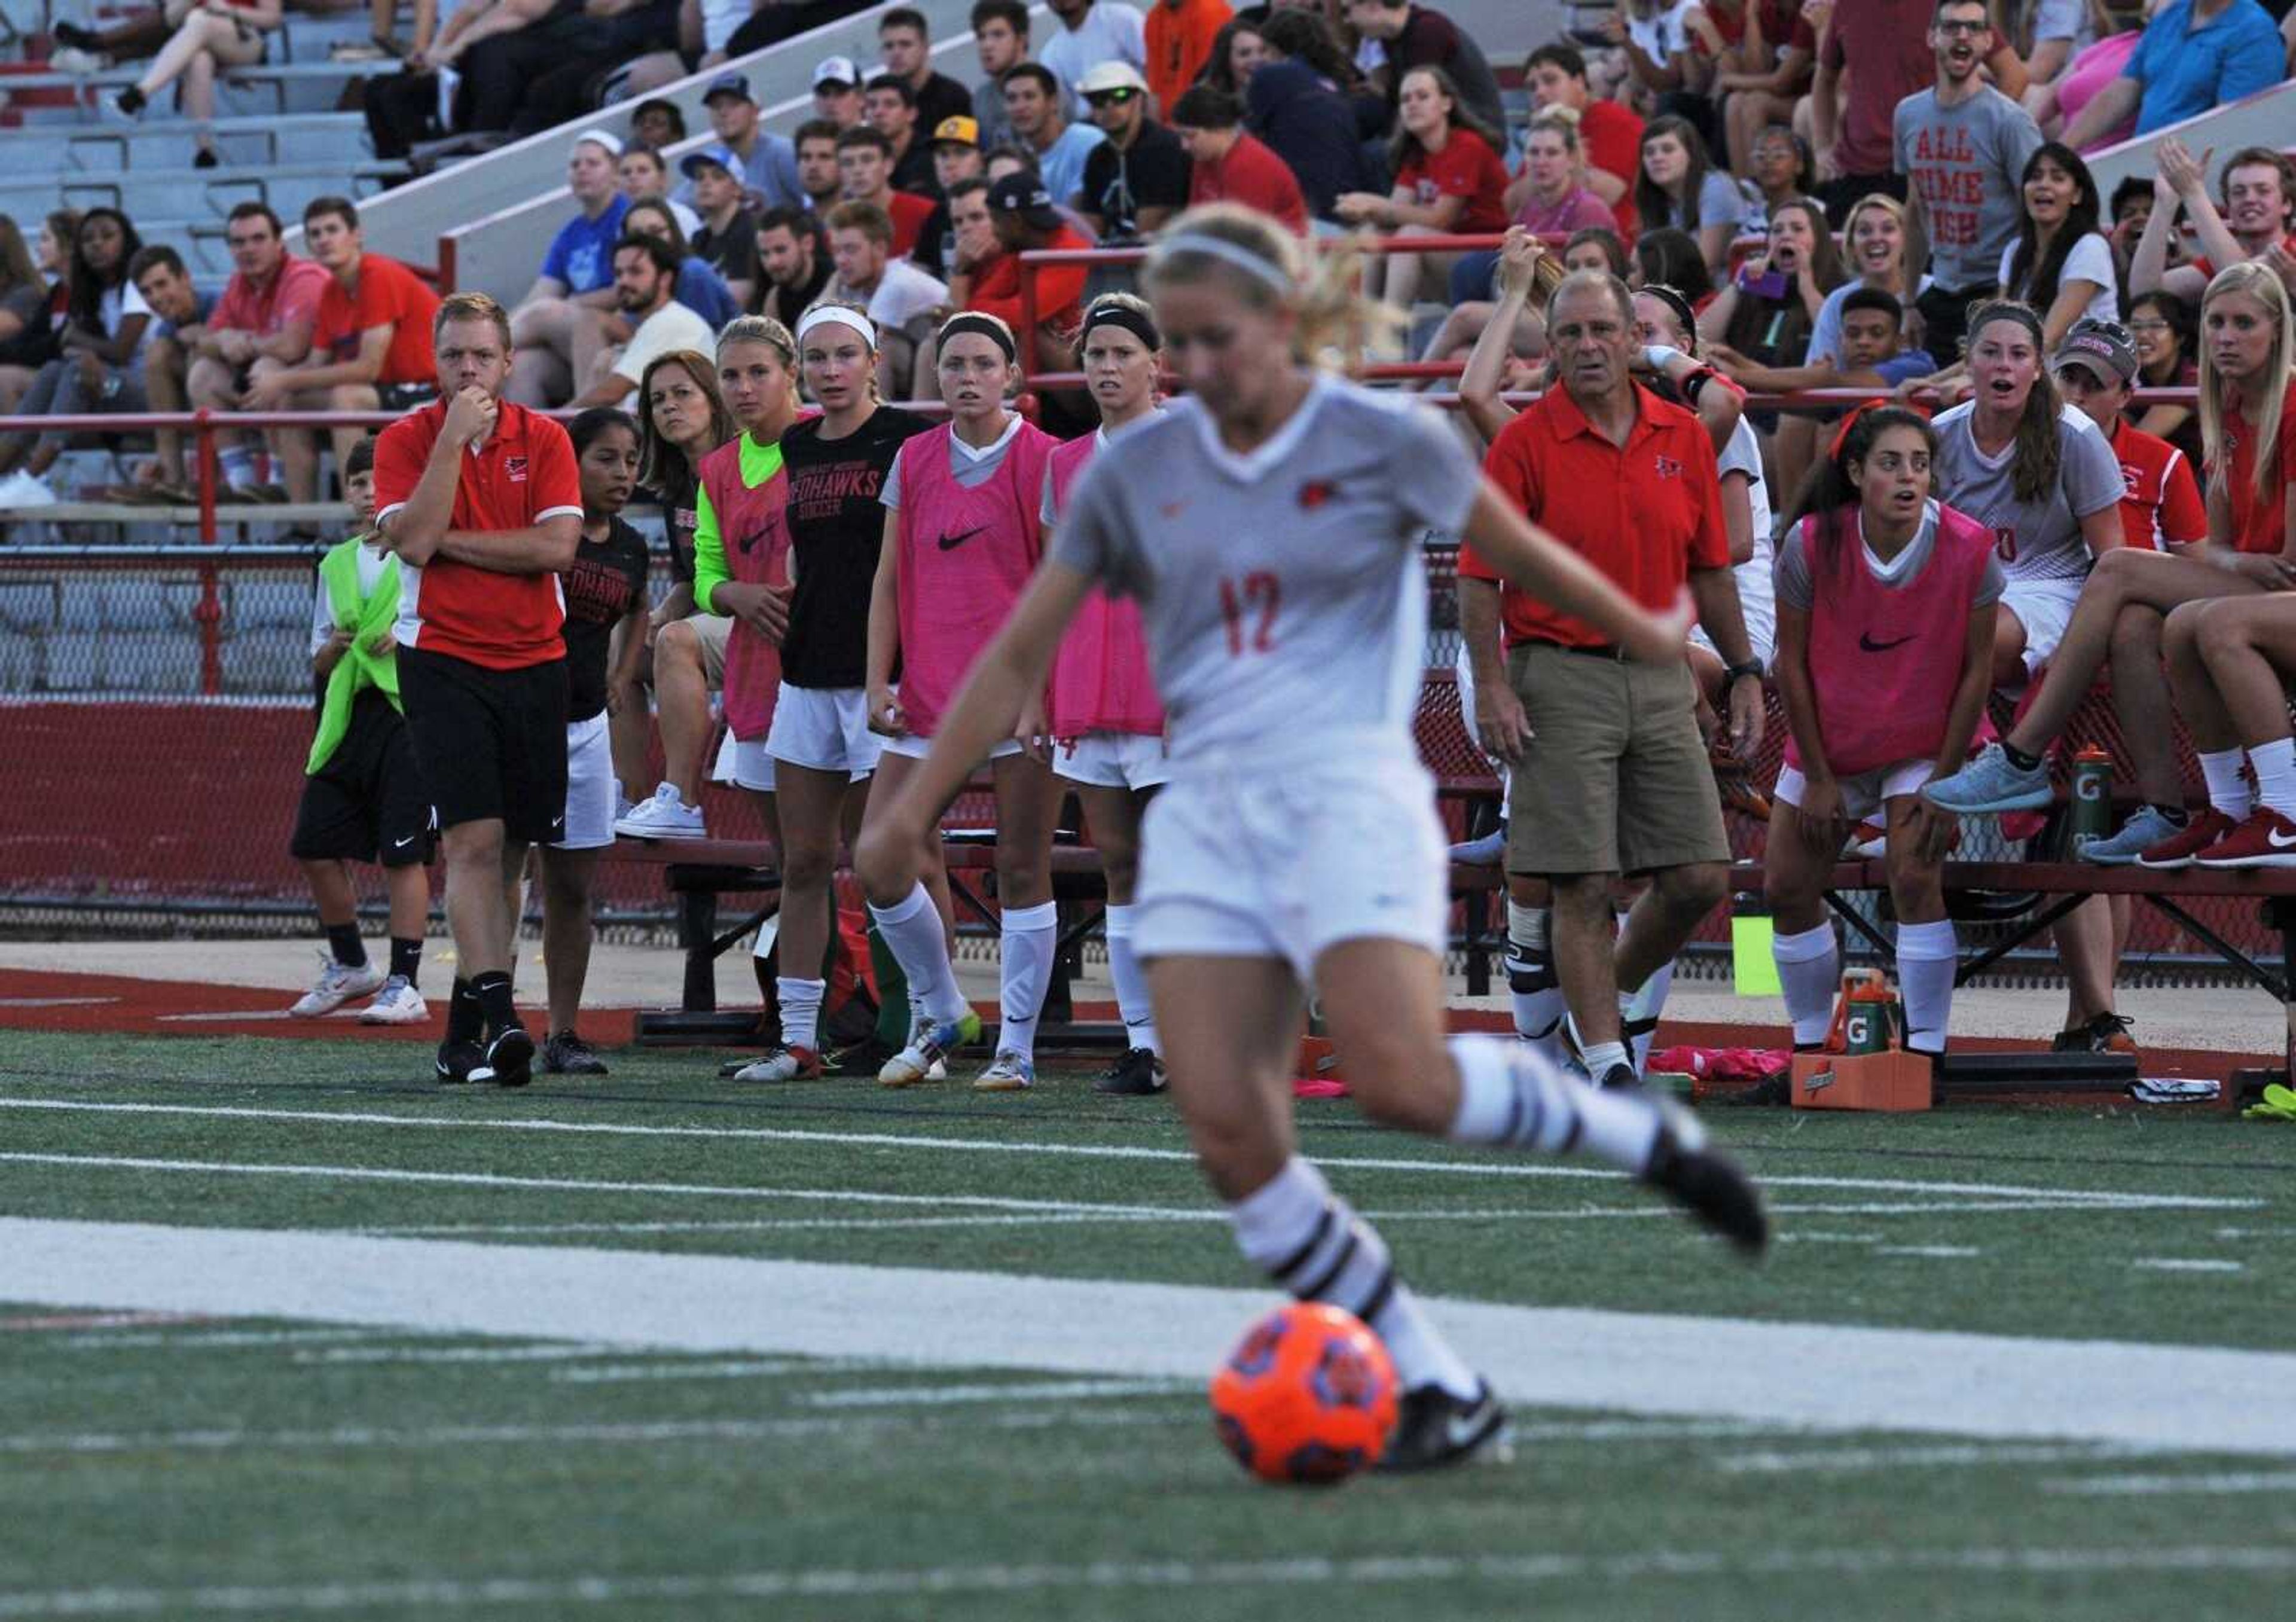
[211,254,329,342]
[1145,0,1232,118]
[1396,127,1510,235]
[1464,383,1729,647]
[1189,132,1309,236]
[314,253,440,387]
[2191,234,2296,279]
[2216,377,2296,555]
[2109,416,2208,552]
[967,225,1091,333]
[1821,0,1935,178]
[373,400,585,670]
[1577,98,1643,242]
[887,191,938,260]
[1703,0,1816,55]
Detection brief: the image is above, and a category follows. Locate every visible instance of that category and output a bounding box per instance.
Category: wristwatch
[1724,660,1764,685]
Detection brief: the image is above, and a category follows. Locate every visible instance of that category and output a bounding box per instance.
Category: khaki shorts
[685,611,731,687]
[1503,640,1729,877]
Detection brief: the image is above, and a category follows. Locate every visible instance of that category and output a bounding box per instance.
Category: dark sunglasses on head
[1085,88,1139,105]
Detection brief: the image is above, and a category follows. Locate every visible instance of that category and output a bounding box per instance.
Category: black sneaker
[1376,1380,1512,1473]
[1595,1061,1643,1092]
[1094,1047,1168,1095]
[828,1035,899,1078]
[471,1026,535,1088]
[542,1030,608,1076]
[1639,1096,1769,1256]
[2053,1011,2137,1056]
[433,1039,483,1084]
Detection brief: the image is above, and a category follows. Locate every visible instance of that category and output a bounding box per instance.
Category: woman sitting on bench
[1766,406,2002,1059]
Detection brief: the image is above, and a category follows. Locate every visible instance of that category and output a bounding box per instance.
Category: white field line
[64,1327,413,1350]
[1,1545,2291,1615]
[2132,1258,2246,1273]
[7,1219,2296,1456]
[1715,1443,2151,1475]
[797,1379,1183,1408]
[2045,1471,2296,1496]
[0,1150,2256,1225]
[294,1344,609,1367]
[546,1359,835,1385]
[0,1097,2261,1209]
[1873,1245,1981,1258]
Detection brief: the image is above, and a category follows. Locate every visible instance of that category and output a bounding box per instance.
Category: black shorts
[290,690,435,867]
[397,644,570,843]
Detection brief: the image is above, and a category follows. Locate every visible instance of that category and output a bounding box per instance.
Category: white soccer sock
[1772,922,1840,1047]
[1446,1032,1662,1170]
[867,883,968,1026]
[1620,957,1675,1077]
[1577,1038,1629,1081]
[2251,738,2296,819]
[1230,1157,1479,1401]
[1103,904,1158,1054]
[775,975,826,1056]
[1894,920,1957,1055]
[2198,748,2255,819]
[996,901,1058,1062]
[1504,901,1569,1066]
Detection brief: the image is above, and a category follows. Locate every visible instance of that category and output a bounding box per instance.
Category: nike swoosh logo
[2271,828,2296,849]
[393,835,417,849]
[1860,632,1916,653]
[1445,1405,1494,1451]
[937,526,988,551]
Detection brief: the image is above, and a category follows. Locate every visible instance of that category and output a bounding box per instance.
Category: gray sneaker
[1923,743,2053,813]
[2080,804,2184,866]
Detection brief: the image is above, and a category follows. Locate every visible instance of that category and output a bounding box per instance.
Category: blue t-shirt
[675,255,737,329]
[1874,347,1939,388]
[541,196,631,294]
[1036,123,1109,210]
[2123,0,2283,136]
[152,288,219,342]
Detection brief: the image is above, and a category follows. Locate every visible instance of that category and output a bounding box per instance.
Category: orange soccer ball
[1208,1303,1399,1485]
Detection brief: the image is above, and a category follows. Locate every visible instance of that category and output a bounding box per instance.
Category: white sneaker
[358,975,429,1025]
[50,46,102,74]
[0,471,57,509]
[289,955,386,1018]
[613,781,705,840]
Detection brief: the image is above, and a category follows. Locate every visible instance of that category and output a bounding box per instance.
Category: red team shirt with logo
[2217,376,2296,554]
[1463,384,1730,647]
[1394,129,1511,235]
[2107,416,2207,551]
[373,400,584,670]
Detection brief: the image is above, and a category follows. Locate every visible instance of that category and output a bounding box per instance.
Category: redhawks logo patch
[1653,455,1683,480]
[505,456,529,483]
[1297,480,1336,510]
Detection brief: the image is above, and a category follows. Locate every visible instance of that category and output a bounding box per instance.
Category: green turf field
[3,1026,2294,1621]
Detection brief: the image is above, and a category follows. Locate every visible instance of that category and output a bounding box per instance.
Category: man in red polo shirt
[1170,84,1309,236]
[374,291,582,1089]
[1458,269,1761,1092]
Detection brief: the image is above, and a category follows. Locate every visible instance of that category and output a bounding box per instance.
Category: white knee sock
[1894,919,1958,1055]
[1772,922,1840,1047]
[1231,1157,1479,1401]
[2198,748,2255,819]
[866,882,967,1027]
[996,901,1058,1062]
[1103,904,1158,1054]
[2251,738,2296,818]
[1620,958,1675,1076]
[1446,1032,1662,1170]
[777,975,826,1054]
[1504,901,1570,1066]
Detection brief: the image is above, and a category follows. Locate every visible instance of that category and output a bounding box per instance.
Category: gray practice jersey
[1930,400,2122,585]
[1051,377,1480,760]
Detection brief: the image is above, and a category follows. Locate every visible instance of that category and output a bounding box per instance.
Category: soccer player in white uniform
[857,206,1769,1472]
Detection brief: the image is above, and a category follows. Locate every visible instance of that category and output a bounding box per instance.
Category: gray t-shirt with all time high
[1893,85,2045,294]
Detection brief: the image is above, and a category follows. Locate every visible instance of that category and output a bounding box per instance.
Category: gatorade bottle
[2070,745,2113,853]
[1843,972,1895,1055]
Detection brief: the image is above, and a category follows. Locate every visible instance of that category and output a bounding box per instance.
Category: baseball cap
[679,144,741,180]
[1077,61,1149,97]
[813,54,861,90]
[702,71,752,105]
[986,172,1061,231]
[2052,319,2138,385]
[932,114,980,148]
[570,127,624,158]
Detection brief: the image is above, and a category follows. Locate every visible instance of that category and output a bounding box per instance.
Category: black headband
[1966,300,2044,349]
[939,312,1017,364]
[1079,302,1161,353]
[1640,283,1699,352]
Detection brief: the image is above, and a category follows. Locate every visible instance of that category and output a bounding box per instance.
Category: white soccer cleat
[358,975,430,1025]
[613,782,706,840]
[972,1051,1035,1092]
[289,955,386,1018]
[879,1016,966,1088]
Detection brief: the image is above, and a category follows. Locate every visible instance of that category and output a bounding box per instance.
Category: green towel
[306,537,402,775]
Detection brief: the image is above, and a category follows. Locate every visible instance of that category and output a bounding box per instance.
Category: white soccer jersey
[1050,377,1482,761]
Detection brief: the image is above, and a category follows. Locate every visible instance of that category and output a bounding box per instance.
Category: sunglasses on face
[1085,89,1138,105]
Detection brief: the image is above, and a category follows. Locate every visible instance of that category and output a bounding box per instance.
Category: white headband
[1154,231,1292,291]
[796,304,877,348]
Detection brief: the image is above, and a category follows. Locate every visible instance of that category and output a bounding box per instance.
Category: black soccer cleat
[542,1030,609,1076]
[472,1026,535,1088]
[1376,1380,1513,1474]
[1094,1047,1168,1096]
[433,1040,483,1085]
[1639,1097,1769,1256]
